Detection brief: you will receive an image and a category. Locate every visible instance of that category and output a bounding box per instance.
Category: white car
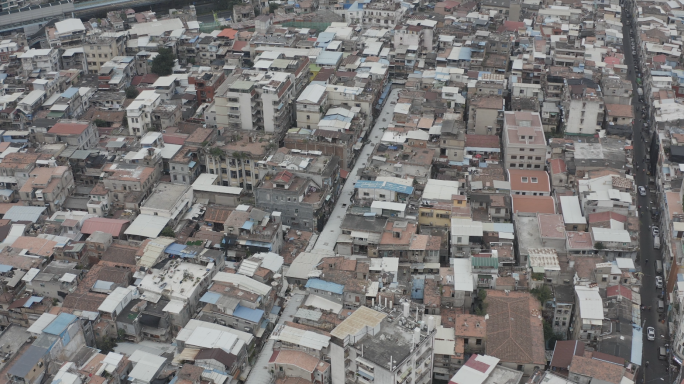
[638,186,647,196]
[647,327,656,341]
[656,276,663,289]
[652,227,660,237]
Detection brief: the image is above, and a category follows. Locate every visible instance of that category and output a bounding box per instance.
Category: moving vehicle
[638,186,646,196]
[647,327,655,340]
[656,276,663,289]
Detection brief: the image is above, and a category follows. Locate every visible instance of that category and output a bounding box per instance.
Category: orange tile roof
[507,169,550,192]
[511,195,555,214]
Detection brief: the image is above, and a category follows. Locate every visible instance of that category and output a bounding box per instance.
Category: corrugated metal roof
[43,313,76,335]
[354,180,414,194]
[471,257,499,268]
[270,324,330,350]
[233,304,264,323]
[294,308,322,321]
[3,206,46,222]
[305,278,344,294]
[200,291,221,304]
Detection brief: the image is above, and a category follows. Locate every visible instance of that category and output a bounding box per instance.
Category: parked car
[638,186,647,196]
[652,226,660,237]
[656,276,663,289]
[648,327,655,341]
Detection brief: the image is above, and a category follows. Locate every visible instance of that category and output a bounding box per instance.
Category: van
[659,347,667,360]
[656,260,663,274]
[654,235,661,250]
[658,300,665,313]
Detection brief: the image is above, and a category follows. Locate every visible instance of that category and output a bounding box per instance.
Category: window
[363,192,369,196]
[521,177,528,183]
[535,157,541,160]
[519,148,524,151]
[511,155,517,159]
[517,365,523,371]
[531,177,538,183]
[476,339,482,345]
[295,209,299,214]
[379,194,386,198]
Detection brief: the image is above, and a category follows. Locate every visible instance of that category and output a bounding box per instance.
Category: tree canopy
[151,48,175,76]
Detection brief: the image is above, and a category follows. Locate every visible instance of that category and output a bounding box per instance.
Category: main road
[313,88,400,251]
[620,7,670,384]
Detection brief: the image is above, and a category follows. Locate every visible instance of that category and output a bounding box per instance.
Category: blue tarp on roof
[354,180,414,194]
[270,305,281,314]
[233,304,264,323]
[0,264,12,273]
[305,278,344,294]
[3,206,46,223]
[245,240,271,249]
[241,220,254,230]
[412,279,424,300]
[43,313,77,335]
[200,291,221,304]
[23,296,43,308]
[165,243,187,255]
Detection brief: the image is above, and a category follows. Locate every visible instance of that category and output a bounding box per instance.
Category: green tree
[542,320,565,349]
[475,289,488,315]
[94,119,109,127]
[125,86,139,99]
[531,285,553,305]
[594,242,605,250]
[269,2,280,12]
[151,48,175,76]
[160,226,176,237]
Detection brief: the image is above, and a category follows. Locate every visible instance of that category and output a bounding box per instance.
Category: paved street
[621,10,671,384]
[313,88,400,251]
[244,293,304,384]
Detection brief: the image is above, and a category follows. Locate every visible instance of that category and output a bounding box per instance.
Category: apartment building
[19,48,60,77]
[216,80,259,131]
[98,56,136,91]
[127,90,161,137]
[562,78,604,136]
[255,72,295,134]
[81,34,126,74]
[502,111,547,170]
[19,166,75,213]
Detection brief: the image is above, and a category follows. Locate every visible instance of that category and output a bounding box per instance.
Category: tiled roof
[484,290,545,365]
[48,122,89,135]
[569,355,625,383]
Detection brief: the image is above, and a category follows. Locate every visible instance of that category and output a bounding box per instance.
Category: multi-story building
[127,90,161,137]
[296,83,328,129]
[19,48,60,77]
[601,76,633,105]
[552,285,574,338]
[19,166,75,213]
[45,120,99,150]
[189,68,226,104]
[572,286,604,341]
[255,170,334,231]
[169,146,202,185]
[47,19,86,49]
[216,80,259,131]
[562,78,604,136]
[361,1,406,28]
[98,56,136,91]
[502,111,547,170]
[329,306,435,384]
[102,163,160,210]
[223,205,283,258]
[467,96,504,135]
[205,132,275,191]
